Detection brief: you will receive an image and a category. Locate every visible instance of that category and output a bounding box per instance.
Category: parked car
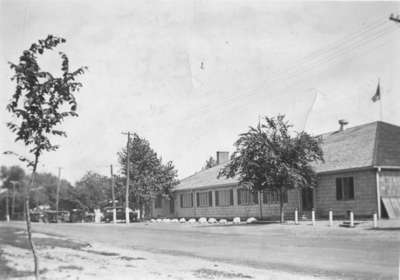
[102,206,138,223]
[70,209,85,223]
[43,210,70,223]
[30,210,45,222]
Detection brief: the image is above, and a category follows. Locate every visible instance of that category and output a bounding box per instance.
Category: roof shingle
[174,121,400,191]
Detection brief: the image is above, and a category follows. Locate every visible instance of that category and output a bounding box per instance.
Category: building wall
[153,184,299,219]
[316,169,378,218]
[379,169,400,197]
[152,169,399,220]
[151,197,175,218]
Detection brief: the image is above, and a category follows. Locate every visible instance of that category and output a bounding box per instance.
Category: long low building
[151,121,400,220]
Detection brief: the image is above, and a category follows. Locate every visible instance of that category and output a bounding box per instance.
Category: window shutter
[336,178,342,200]
[209,191,212,207]
[253,191,258,204]
[215,191,219,206]
[230,189,234,205]
[349,177,355,199]
[191,193,193,207]
[237,189,241,205]
[196,193,199,207]
[180,194,183,208]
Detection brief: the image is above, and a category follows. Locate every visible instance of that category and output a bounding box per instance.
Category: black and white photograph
[0,1,399,279]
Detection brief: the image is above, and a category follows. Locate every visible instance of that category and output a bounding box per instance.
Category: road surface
[4,221,400,280]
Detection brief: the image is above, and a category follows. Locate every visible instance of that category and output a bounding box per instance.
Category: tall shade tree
[118,133,179,218]
[75,171,112,211]
[219,115,324,223]
[5,35,86,279]
[202,156,217,170]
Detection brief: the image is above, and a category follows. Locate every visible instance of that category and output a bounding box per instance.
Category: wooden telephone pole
[121,131,132,224]
[55,167,62,222]
[110,164,117,224]
[10,181,18,219]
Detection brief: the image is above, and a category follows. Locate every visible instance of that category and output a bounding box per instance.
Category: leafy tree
[219,115,324,223]
[0,167,79,219]
[5,35,86,279]
[75,171,111,211]
[0,165,26,218]
[30,172,79,211]
[118,134,178,218]
[203,156,217,170]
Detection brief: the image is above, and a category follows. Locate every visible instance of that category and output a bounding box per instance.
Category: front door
[302,188,314,211]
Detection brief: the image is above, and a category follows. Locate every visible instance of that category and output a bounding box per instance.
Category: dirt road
[3,221,399,279]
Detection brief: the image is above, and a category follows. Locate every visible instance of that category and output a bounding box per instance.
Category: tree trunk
[26,158,40,280]
[25,197,39,280]
[279,188,284,224]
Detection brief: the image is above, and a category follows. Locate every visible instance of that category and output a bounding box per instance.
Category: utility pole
[55,167,62,222]
[5,189,10,222]
[110,164,117,224]
[389,14,400,23]
[10,181,18,220]
[121,131,132,224]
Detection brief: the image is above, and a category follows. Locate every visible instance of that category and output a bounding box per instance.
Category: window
[336,177,354,200]
[196,191,212,207]
[215,189,233,207]
[155,194,162,209]
[180,192,193,208]
[237,189,258,205]
[262,190,288,204]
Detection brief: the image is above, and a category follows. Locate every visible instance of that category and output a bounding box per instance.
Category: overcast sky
[1,0,400,183]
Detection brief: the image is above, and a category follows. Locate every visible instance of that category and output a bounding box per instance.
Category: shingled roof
[174,121,400,191]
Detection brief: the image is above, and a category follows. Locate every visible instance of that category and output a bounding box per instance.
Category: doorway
[301,188,314,211]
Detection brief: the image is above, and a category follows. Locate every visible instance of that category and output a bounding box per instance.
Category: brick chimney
[338,119,349,131]
[216,151,229,165]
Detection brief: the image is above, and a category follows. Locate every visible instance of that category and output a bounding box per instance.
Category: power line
[177,20,396,125]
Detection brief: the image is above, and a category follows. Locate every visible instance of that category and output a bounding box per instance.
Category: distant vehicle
[44,210,70,223]
[70,209,85,223]
[30,210,44,222]
[102,206,138,223]
[84,212,95,223]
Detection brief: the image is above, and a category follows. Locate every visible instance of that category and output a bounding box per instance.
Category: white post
[125,207,130,224]
[294,208,298,225]
[373,212,378,228]
[329,209,333,227]
[311,208,316,226]
[350,210,354,227]
[6,214,10,223]
[112,208,117,224]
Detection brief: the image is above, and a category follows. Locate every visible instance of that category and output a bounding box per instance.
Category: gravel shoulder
[0,225,332,280]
